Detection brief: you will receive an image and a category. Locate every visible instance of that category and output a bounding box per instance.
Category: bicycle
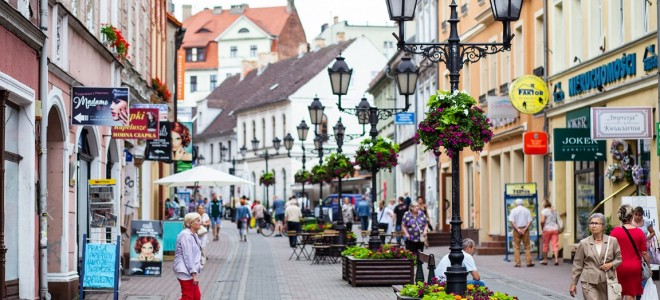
[259,211,275,237]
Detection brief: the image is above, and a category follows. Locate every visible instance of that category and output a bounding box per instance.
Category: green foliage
[416,90,493,158]
[340,244,415,260]
[310,164,333,184]
[354,137,399,172]
[259,172,275,186]
[325,153,355,178]
[399,280,518,300]
[294,169,311,183]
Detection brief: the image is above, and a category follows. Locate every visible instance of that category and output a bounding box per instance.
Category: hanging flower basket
[605,163,624,183]
[259,172,275,186]
[310,164,333,184]
[101,24,130,61]
[354,137,399,172]
[152,78,172,102]
[415,90,493,158]
[609,140,628,161]
[325,153,355,178]
[632,164,647,185]
[294,169,311,183]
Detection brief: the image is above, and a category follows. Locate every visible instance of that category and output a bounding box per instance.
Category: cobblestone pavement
[86,221,660,300]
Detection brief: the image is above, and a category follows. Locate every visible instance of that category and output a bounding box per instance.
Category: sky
[183,0,395,43]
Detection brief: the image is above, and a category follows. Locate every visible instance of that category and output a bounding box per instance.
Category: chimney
[258,52,277,68]
[241,60,259,79]
[212,6,222,15]
[321,23,328,33]
[297,43,308,57]
[336,32,346,42]
[182,4,192,21]
[230,4,248,14]
[287,0,295,13]
[333,16,339,24]
[314,37,326,50]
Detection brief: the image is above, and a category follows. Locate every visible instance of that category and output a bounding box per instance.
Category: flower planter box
[395,293,421,300]
[345,256,413,287]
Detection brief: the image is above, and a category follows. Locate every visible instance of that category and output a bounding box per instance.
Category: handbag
[605,236,622,300]
[192,233,207,266]
[622,226,653,280]
[554,210,564,233]
[197,225,208,236]
[648,236,660,265]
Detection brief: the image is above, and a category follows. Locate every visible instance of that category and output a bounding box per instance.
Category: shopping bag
[648,237,660,265]
[640,279,658,300]
[250,217,256,228]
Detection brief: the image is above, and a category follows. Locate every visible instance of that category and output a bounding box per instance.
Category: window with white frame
[534,13,544,67]
[480,60,488,95]
[210,75,217,90]
[501,50,510,85]
[210,143,214,164]
[489,40,497,91]
[463,62,471,91]
[553,1,565,72]
[608,0,623,49]
[632,0,649,38]
[190,76,197,92]
[570,0,582,65]
[250,45,257,57]
[514,24,524,78]
[230,46,237,58]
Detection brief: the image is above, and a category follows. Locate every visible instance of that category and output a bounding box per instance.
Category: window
[190,76,197,92]
[242,122,247,148]
[186,48,193,62]
[574,161,603,243]
[514,25,524,78]
[272,116,276,144]
[588,1,601,58]
[210,144,214,164]
[534,13,544,66]
[282,114,286,137]
[501,50,510,85]
[185,48,206,62]
[250,45,257,57]
[261,118,266,148]
[480,60,487,95]
[210,75,218,90]
[230,46,237,58]
[238,28,249,33]
[488,43,497,91]
[632,0,649,38]
[608,0,623,49]
[227,141,232,160]
[196,48,206,61]
[466,161,474,228]
[570,0,582,65]
[553,1,565,71]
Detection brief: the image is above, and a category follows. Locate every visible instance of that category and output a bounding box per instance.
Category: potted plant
[152,78,172,102]
[259,172,275,186]
[302,223,321,232]
[100,24,130,61]
[415,90,493,158]
[310,164,333,184]
[294,169,311,183]
[325,153,355,178]
[340,244,415,287]
[354,137,399,172]
[398,278,518,300]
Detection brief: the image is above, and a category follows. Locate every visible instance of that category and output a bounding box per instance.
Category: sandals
[541,261,548,265]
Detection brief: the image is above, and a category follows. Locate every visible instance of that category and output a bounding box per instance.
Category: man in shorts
[272,196,286,237]
[209,194,223,241]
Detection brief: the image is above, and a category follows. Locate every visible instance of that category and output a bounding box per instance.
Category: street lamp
[328,55,353,111]
[219,144,239,201]
[250,137,282,210]
[333,119,347,245]
[284,121,312,213]
[386,0,523,295]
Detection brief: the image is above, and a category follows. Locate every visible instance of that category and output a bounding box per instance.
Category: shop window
[574,161,603,243]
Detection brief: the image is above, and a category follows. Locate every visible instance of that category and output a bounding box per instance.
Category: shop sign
[509,75,549,114]
[590,107,653,140]
[72,87,130,126]
[504,182,537,197]
[132,103,168,121]
[566,106,590,129]
[144,122,172,162]
[487,96,517,127]
[523,131,548,155]
[553,128,606,161]
[111,108,159,139]
[394,112,415,125]
[568,53,636,97]
[643,44,658,72]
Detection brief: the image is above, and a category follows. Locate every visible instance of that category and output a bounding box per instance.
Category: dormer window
[185,47,206,62]
[238,28,249,33]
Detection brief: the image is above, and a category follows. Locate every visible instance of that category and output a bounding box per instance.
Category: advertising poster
[82,243,118,288]
[145,122,172,161]
[88,179,117,228]
[133,103,169,121]
[111,108,159,139]
[171,121,193,162]
[503,183,540,260]
[622,196,659,236]
[72,87,129,126]
[129,220,163,276]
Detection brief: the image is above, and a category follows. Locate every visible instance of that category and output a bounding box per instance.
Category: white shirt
[378,207,394,224]
[437,251,477,281]
[508,205,532,228]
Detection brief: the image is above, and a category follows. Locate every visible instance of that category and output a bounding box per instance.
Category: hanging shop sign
[129,220,164,276]
[566,106,590,129]
[111,108,159,139]
[145,122,172,162]
[553,128,606,161]
[569,53,636,97]
[487,96,518,127]
[523,131,548,155]
[72,87,130,126]
[508,75,549,114]
[132,103,169,121]
[590,107,653,140]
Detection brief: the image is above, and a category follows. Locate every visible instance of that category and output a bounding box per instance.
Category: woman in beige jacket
[569,213,622,299]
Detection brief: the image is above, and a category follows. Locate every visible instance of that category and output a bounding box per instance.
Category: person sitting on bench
[436,238,485,286]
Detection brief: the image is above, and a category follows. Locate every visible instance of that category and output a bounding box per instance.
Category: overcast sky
[188,0,395,43]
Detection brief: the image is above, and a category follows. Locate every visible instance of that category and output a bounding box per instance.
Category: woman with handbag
[610,204,652,299]
[196,205,211,248]
[540,199,561,265]
[402,202,428,253]
[570,213,622,299]
[173,212,203,300]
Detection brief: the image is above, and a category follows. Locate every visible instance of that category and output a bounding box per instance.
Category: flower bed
[259,172,275,186]
[398,277,518,300]
[354,137,399,172]
[415,90,492,158]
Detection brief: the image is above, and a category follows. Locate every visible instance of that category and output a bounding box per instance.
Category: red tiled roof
[196,41,355,139]
[182,6,293,49]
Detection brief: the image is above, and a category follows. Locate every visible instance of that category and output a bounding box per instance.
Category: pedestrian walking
[173,212,203,300]
[610,204,651,299]
[272,196,286,237]
[356,198,371,231]
[402,202,428,253]
[235,199,252,242]
[377,200,394,243]
[197,205,211,247]
[569,213,621,299]
[509,199,534,267]
[540,199,560,265]
[209,195,223,241]
[341,197,355,231]
[252,200,265,233]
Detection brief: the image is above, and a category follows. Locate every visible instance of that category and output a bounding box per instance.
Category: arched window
[282,114,286,137]
[272,116,276,142]
[320,114,329,142]
[282,168,287,200]
[242,122,247,147]
[261,118,266,147]
[238,28,249,33]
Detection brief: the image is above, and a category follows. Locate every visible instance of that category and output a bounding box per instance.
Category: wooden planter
[345,256,414,287]
[395,293,421,300]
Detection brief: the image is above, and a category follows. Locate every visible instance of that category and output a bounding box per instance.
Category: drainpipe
[0,90,7,298]
[543,0,549,200]
[38,0,51,298]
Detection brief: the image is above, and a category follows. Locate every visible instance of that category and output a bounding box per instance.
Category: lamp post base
[368,210,381,250]
[444,267,469,295]
[335,223,347,245]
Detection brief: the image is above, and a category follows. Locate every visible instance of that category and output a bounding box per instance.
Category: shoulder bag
[622,226,652,280]
[554,210,564,233]
[605,236,622,300]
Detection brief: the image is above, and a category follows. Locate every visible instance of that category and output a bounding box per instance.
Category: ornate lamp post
[250,137,281,210]
[385,0,523,295]
[332,119,347,245]
[283,121,311,210]
[313,135,326,222]
[220,145,239,201]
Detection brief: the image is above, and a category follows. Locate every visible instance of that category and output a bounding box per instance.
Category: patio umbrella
[154,165,254,187]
